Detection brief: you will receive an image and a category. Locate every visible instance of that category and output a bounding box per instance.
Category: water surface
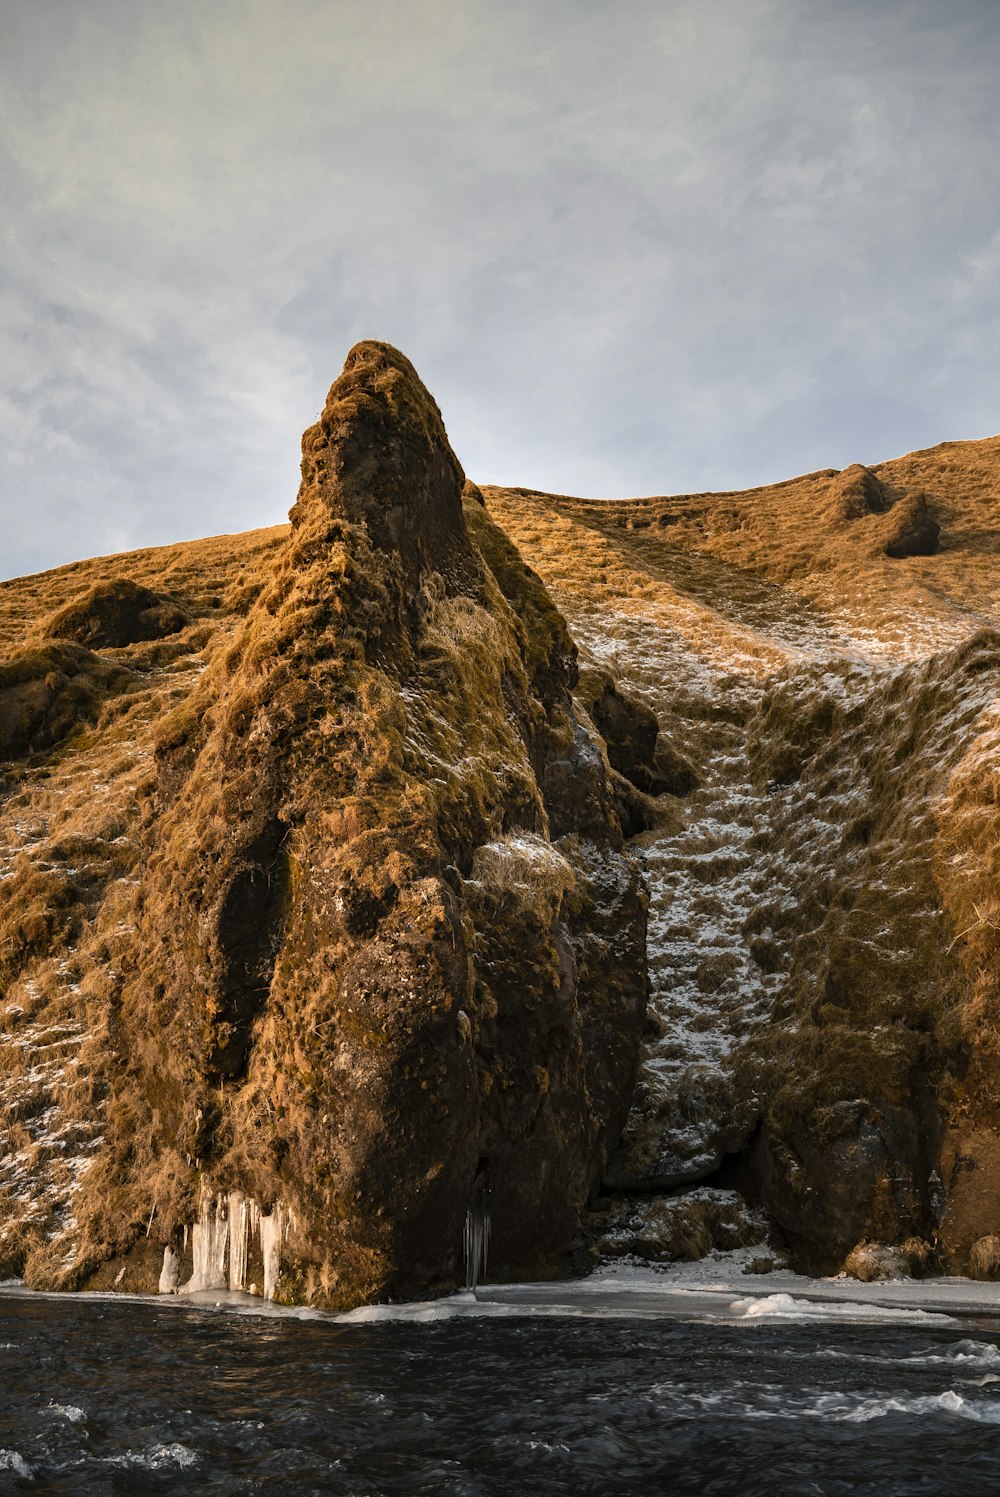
[3,1291,1000,1494]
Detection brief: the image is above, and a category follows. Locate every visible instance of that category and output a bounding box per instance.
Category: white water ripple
[0,1449,33,1478]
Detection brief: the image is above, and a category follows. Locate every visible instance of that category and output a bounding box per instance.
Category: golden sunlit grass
[3,419,1000,1282]
[486,432,1000,1272]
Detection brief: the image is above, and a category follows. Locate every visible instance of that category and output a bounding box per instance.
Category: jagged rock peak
[292,340,473,589]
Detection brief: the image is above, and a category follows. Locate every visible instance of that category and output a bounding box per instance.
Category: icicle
[158,1245,180,1294]
[186,1187,230,1291]
[228,1191,250,1292]
[259,1203,288,1301]
[179,1188,292,1298]
[463,1162,492,1290]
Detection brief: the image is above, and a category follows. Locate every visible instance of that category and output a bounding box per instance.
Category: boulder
[884,493,940,558]
[0,642,131,761]
[829,464,891,520]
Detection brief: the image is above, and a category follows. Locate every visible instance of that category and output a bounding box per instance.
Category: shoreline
[5,1254,1000,1327]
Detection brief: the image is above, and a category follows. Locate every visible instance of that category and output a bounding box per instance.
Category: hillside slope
[485,440,1000,1273]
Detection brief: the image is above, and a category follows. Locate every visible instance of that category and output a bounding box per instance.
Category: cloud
[2,0,999,578]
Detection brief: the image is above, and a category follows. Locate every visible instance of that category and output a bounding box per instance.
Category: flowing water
[4,1289,1000,1494]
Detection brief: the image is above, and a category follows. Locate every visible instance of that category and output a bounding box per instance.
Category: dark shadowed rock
[884,493,940,558]
[747,1102,934,1274]
[580,672,697,799]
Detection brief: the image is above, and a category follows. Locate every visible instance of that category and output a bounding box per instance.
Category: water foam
[0,1450,32,1477]
[812,1389,1000,1425]
[729,1292,953,1324]
[108,1441,198,1470]
[49,1402,86,1423]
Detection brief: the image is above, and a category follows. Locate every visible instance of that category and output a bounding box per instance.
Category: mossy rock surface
[0,341,647,1307]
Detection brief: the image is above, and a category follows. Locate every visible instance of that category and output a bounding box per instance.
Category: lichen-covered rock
[7,342,646,1306]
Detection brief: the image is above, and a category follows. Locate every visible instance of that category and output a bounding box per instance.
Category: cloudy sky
[2,0,999,580]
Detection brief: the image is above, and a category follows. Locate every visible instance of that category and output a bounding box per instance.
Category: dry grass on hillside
[487,431,1000,655]
[485,433,1000,1270]
[3,425,1000,1279]
[0,527,287,1276]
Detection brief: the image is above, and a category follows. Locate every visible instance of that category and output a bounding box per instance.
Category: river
[4,1277,1000,1494]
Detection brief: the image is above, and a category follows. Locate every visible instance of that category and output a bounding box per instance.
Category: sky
[2,0,1000,580]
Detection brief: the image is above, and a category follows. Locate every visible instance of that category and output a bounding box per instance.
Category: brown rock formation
[0,342,646,1306]
[0,642,131,759]
[4,352,1000,1294]
[829,463,891,520]
[43,579,189,649]
[883,492,940,558]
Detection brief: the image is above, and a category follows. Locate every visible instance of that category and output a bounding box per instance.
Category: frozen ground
[7,1254,1000,1327]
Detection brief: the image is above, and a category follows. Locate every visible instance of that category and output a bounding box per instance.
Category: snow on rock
[485,475,1000,1271]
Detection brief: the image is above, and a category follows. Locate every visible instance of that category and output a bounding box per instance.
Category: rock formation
[883,492,940,558]
[829,463,891,520]
[0,342,646,1306]
[43,579,189,649]
[3,349,1000,1297]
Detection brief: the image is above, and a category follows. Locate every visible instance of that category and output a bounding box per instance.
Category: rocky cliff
[0,342,646,1305]
[4,347,1000,1298]
[485,442,1000,1277]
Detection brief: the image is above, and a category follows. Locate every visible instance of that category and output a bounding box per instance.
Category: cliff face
[485,440,1000,1276]
[0,343,646,1305]
[4,344,1000,1294]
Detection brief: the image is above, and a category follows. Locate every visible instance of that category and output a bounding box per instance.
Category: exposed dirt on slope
[484,436,1000,1273]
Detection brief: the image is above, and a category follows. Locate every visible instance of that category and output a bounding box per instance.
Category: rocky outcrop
[5,356,1000,1299]
[580,672,697,798]
[884,493,940,558]
[0,642,131,760]
[829,464,891,520]
[0,342,647,1306]
[42,579,189,649]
